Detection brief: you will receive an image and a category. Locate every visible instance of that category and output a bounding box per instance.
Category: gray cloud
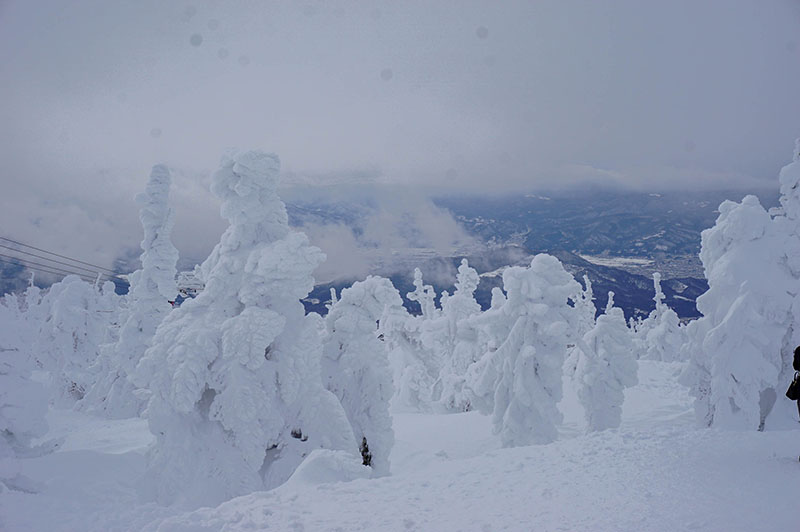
[2,0,799,275]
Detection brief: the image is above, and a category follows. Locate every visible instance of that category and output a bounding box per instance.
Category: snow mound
[280,449,371,491]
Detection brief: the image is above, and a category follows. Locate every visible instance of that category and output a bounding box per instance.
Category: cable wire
[0,236,121,274]
[0,251,113,281]
[0,256,98,284]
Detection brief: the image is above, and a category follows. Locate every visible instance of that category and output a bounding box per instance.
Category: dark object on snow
[793,346,800,372]
[290,428,308,442]
[360,437,372,467]
[786,372,800,401]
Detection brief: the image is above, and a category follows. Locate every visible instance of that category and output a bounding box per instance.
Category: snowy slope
[2,362,799,532]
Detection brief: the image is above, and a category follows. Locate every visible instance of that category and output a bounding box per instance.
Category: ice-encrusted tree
[81,164,178,418]
[575,292,638,432]
[406,267,437,320]
[35,276,120,406]
[434,259,484,412]
[681,141,800,429]
[381,300,437,412]
[575,275,597,337]
[0,295,58,493]
[466,254,581,446]
[565,275,598,378]
[133,151,356,507]
[383,267,442,412]
[636,273,684,361]
[322,276,400,475]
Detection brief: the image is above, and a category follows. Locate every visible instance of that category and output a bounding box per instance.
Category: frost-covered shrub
[133,151,356,507]
[81,164,178,418]
[466,254,581,446]
[322,276,399,475]
[682,140,800,430]
[575,292,638,431]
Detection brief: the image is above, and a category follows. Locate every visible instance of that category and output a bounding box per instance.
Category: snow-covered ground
[2,361,798,532]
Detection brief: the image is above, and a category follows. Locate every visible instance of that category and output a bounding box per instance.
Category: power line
[0,236,121,275]
[0,256,98,284]
[0,249,129,285]
[0,244,113,278]
[0,252,116,283]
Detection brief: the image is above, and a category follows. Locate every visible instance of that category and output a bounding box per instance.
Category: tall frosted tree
[434,259,484,412]
[467,254,580,446]
[383,267,441,412]
[34,276,120,406]
[565,275,598,378]
[81,164,178,418]
[322,276,400,475]
[0,296,56,493]
[575,292,638,431]
[682,140,800,429]
[406,267,437,320]
[635,273,684,361]
[134,151,355,507]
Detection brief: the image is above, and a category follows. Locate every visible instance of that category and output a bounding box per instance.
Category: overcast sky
[2,0,799,276]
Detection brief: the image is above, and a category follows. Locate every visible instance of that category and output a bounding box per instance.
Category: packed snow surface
[2,361,798,531]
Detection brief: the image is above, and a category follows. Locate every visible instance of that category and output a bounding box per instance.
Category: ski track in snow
[2,361,799,532]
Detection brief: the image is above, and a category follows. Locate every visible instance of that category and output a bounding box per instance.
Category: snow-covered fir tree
[381,299,437,412]
[575,292,638,432]
[433,259,484,412]
[133,151,356,507]
[322,276,399,475]
[682,140,800,430]
[383,267,441,412]
[34,276,120,406]
[634,273,685,361]
[466,254,581,446]
[0,294,58,493]
[565,275,598,378]
[406,267,438,320]
[80,164,178,418]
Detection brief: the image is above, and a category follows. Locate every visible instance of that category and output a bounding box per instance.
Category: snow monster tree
[134,151,356,507]
[81,164,178,418]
